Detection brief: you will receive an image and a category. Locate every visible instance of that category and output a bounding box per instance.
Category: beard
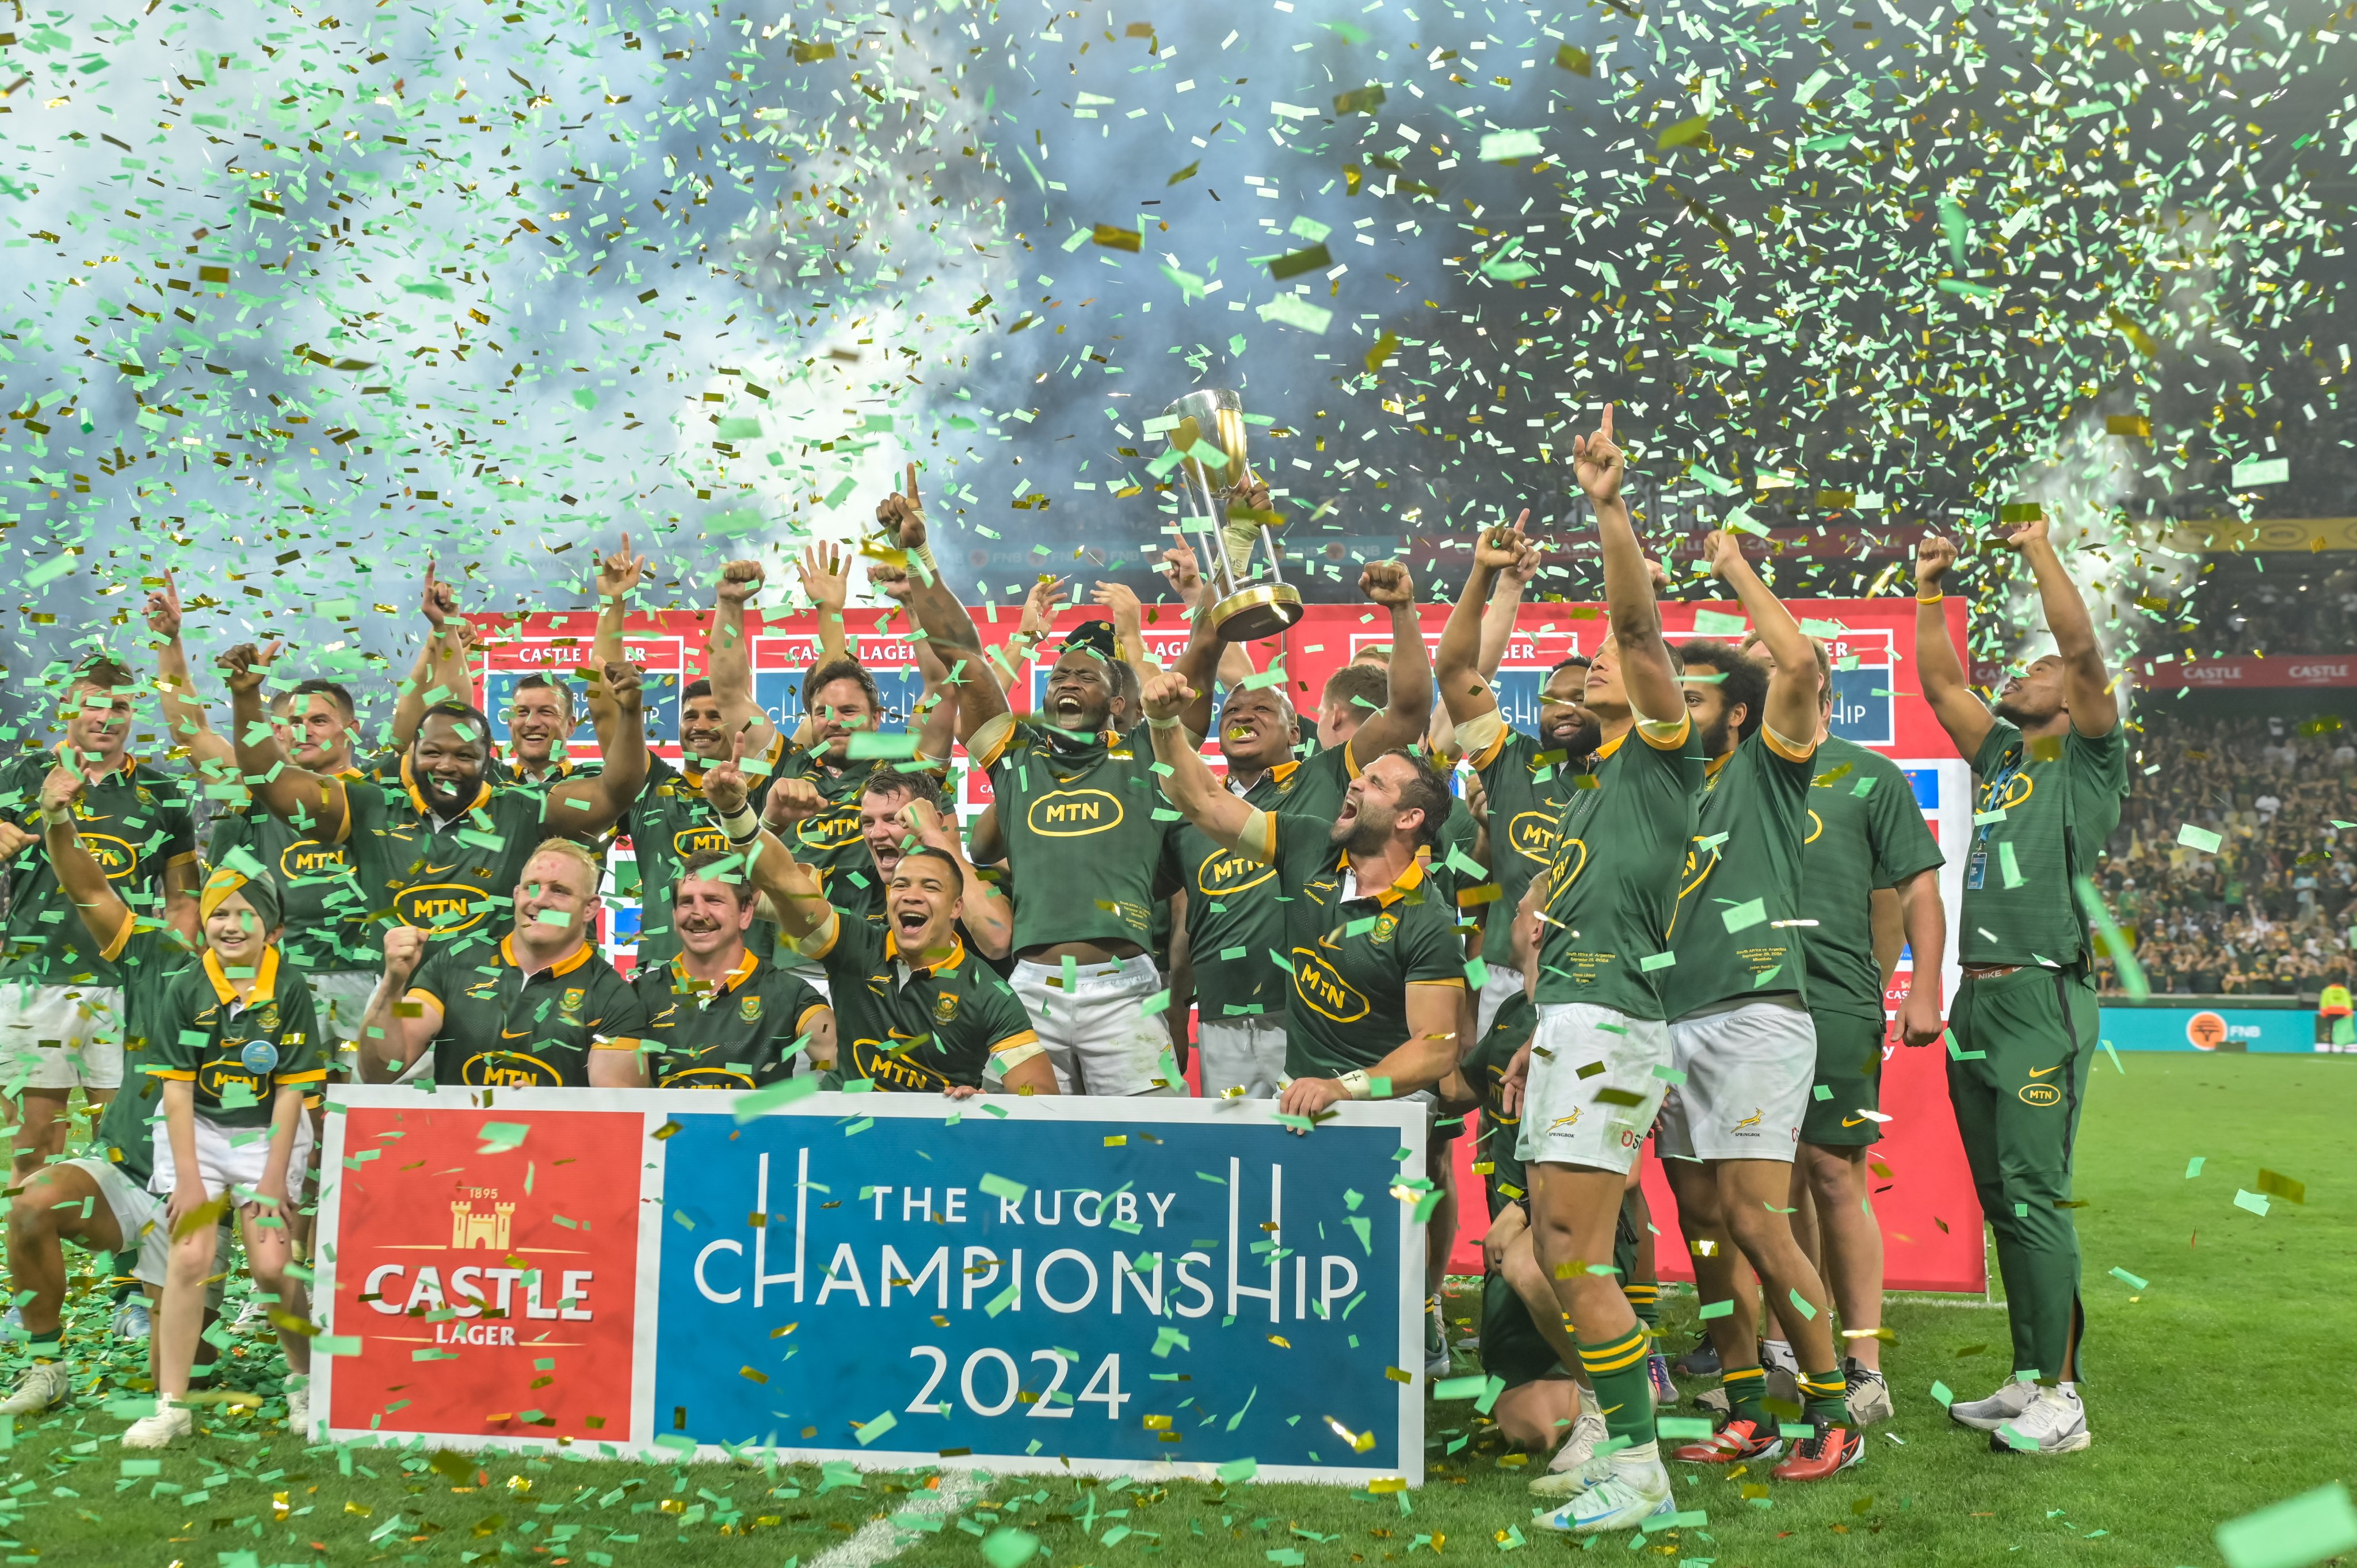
[1329,807,1394,858]
[1991,695,2056,727]
[1698,712,1734,759]
[1545,714,1603,761]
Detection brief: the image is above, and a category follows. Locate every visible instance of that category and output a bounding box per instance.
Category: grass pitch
[2,1052,2346,1567]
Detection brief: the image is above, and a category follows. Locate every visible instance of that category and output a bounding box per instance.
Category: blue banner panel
[651,1096,1424,1483]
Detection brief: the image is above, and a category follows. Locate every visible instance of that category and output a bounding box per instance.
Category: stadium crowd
[2093,712,2356,997]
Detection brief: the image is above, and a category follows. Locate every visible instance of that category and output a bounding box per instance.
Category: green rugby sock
[1721,1364,1769,1425]
[1575,1328,1656,1449]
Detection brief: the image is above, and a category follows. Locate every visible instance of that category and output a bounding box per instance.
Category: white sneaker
[0,1359,70,1416]
[112,1298,152,1341]
[1536,1447,1675,1535]
[121,1402,194,1449]
[1948,1376,2036,1432]
[1844,1361,1893,1425]
[1992,1384,2091,1455]
[1526,1407,1611,1500]
[284,1379,311,1437]
[1423,1298,1450,1378]
[234,1296,270,1332]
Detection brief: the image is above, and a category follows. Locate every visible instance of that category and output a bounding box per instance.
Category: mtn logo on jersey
[457,1049,564,1088]
[1196,846,1276,899]
[1546,838,1590,899]
[1507,810,1557,866]
[397,882,494,933]
[1027,788,1124,837]
[661,1065,756,1090]
[850,1035,957,1092]
[1290,948,1370,1024]
[672,823,731,860]
[1981,769,2035,814]
[2018,1081,2062,1107]
[795,807,863,852]
[280,840,353,882]
[80,833,139,882]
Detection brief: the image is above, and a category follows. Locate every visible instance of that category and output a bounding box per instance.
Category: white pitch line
[807,1471,987,1568]
[1885,1292,2007,1310]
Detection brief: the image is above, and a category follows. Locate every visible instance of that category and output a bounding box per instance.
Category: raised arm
[1349,560,1434,758]
[545,661,649,835]
[1477,532,1538,680]
[37,768,133,959]
[876,462,1010,740]
[906,623,960,769]
[589,532,649,674]
[705,736,836,941]
[796,542,854,668]
[219,642,350,844]
[1433,518,1526,728]
[2011,515,2119,737]
[1140,672,1258,857]
[143,569,232,771]
[1580,406,1682,726]
[987,575,1065,695]
[391,562,474,754]
[1704,528,1817,750]
[1912,533,1995,760]
[355,925,436,1083]
[709,559,783,760]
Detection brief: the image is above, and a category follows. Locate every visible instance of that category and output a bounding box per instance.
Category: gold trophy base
[1208,582,1303,643]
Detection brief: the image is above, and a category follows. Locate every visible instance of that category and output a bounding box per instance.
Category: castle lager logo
[1028,788,1123,837]
[451,1198,516,1250]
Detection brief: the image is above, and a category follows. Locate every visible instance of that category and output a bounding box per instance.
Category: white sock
[1763,1337,1794,1362]
[1614,1440,1664,1472]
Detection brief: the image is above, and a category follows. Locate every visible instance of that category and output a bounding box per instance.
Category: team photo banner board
[315,1089,1427,1485]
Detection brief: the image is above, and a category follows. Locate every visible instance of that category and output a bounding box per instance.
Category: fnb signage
[314,1089,1423,1484]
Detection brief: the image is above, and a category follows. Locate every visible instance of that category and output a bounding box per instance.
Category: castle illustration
[450,1200,517,1250]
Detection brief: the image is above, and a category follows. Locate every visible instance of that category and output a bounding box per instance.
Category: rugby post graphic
[313,1090,1428,1484]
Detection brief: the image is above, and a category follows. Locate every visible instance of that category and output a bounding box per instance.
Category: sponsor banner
[2131,654,2357,689]
[2099,1005,2331,1054]
[317,1089,1425,1485]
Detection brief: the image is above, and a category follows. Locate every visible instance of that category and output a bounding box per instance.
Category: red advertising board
[321,1104,654,1444]
[2131,653,2357,689]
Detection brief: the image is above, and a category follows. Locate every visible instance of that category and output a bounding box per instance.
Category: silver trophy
[1161,388,1302,642]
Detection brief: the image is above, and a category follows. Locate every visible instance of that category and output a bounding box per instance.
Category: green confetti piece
[1639,952,1676,972]
[734,1075,819,1123]
[2108,1266,2149,1291]
[2176,823,2223,853]
[475,1121,529,1154]
[1698,1299,1734,1320]
[1478,129,1544,161]
[1721,898,1767,933]
[853,1409,897,1446]
[2233,1189,2271,1218]
[2216,1484,2357,1568]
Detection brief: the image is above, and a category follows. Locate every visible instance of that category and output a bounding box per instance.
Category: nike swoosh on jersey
[2027,1064,2062,1077]
[1841,1116,1867,1127]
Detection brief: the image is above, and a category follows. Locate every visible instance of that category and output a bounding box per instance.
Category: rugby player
[1497,406,1700,1534]
[637,848,836,1088]
[0,655,197,1180]
[873,464,1203,1096]
[357,838,650,1088]
[710,760,1055,1097]
[1644,529,1853,1481]
[383,560,480,773]
[1914,520,2126,1456]
[1742,628,1947,1423]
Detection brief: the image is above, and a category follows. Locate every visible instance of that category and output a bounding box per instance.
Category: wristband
[39,804,72,827]
[1916,590,1944,605]
[1338,1069,1375,1101]
[914,542,943,577]
[719,802,761,845]
[1147,714,1182,731]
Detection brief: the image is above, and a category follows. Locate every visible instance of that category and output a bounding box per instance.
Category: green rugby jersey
[1163,760,1303,1023]
[972,718,1177,954]
[0,749,196,989]
[97,924,201,1188]
[207,769,392,972]
[635,949,829,1088]
[1667,727,1817,1014]
[407,935,650,1088]
[1466,991,1536,1208]
[1532,716,1706,1017]
[1242,811,1467,1079]
[148,947,326,1130]
[1463,716,1583,953]
[623,738,785,967]
[1961,719,2129,967]
[773,746,932,921]
[802,911,1038,1090]
[1799,738,1944,1020]
[1272,737,1357,824]
[371,760,551,960]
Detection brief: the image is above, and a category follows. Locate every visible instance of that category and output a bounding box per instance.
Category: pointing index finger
[904,460,920,508]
